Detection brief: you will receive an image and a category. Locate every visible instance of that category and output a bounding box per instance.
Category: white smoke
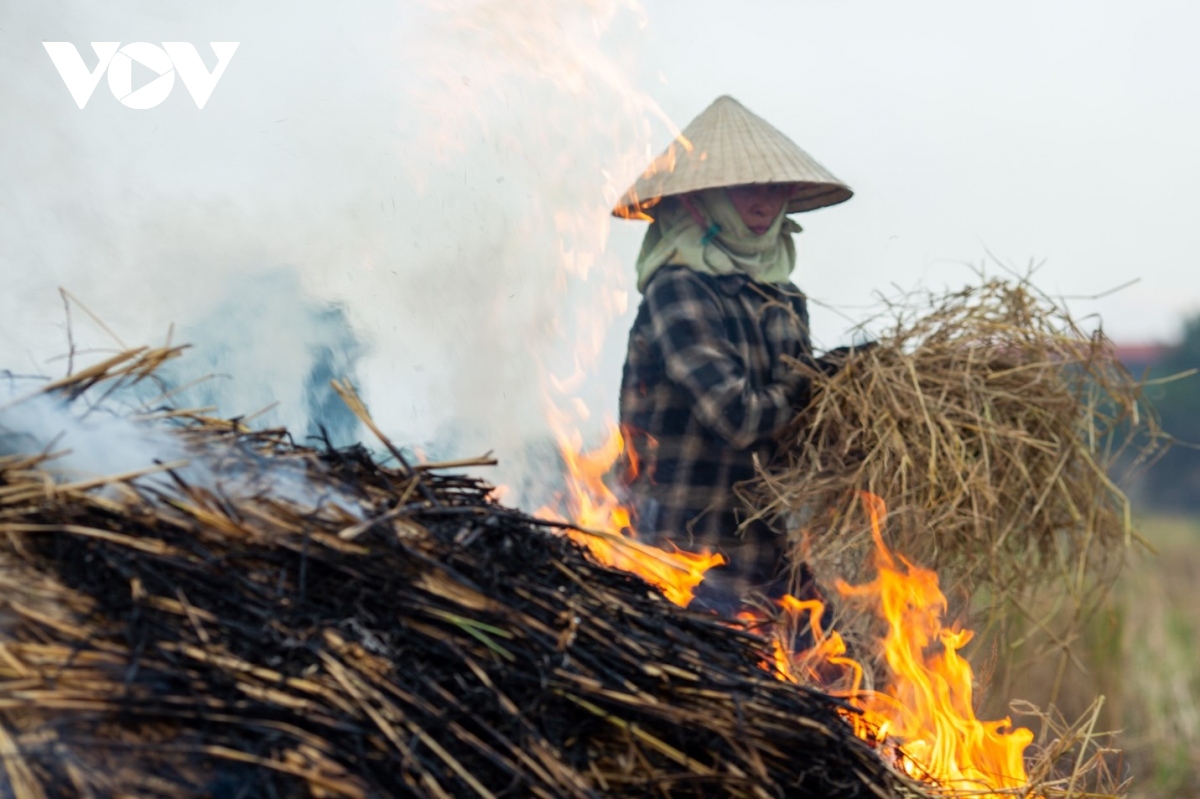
[0,387,188,484]
[167,268,365,447]
[0,379,364,517]
[0,1,663,507]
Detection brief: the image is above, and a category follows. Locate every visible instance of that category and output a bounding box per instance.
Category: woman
[613,95,853,610]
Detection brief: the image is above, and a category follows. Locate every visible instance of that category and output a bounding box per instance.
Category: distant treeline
[1137,314,1200,511]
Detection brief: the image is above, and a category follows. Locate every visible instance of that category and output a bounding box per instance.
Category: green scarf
[634,188,801,292]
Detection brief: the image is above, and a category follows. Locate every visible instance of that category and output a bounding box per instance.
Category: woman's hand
[815,341,877,375]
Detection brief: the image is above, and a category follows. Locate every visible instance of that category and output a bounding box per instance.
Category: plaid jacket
[618,266,813,606]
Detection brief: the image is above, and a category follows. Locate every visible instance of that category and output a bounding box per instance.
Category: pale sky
[642,0,1200,345]
[2,0,1197,476]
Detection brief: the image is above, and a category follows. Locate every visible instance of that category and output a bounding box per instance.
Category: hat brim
[612,180,854,220]
[786,182,854,214]
[611,95,854,220]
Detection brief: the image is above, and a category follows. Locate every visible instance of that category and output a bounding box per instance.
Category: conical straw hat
[613,95,852,219]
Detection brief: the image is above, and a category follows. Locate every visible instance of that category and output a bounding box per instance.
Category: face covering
[634,187,801,292]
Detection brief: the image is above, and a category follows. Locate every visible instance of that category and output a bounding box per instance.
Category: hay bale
[752,277,1161,610]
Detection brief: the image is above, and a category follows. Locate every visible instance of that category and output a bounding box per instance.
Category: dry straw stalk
[754,277,1161,609]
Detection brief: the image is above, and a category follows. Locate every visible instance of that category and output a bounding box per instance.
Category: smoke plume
[0,0,663,508]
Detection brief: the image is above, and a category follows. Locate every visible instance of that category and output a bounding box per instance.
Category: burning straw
[753,277,1162,629]
[0,347,925,798]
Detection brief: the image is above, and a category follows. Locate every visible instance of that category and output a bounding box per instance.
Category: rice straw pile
[0,345,924,799]
[0,331,1136,798]
[752,277,1160,622]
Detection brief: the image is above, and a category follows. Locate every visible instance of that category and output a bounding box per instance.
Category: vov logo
[43,42,239,109]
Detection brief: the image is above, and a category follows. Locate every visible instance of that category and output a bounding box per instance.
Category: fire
[411,2,1032,792]
[545,428,1034,796]
[611,133,694,222]
[536,420,725,607]
[411,0,720,607]
[771,492,1034,794]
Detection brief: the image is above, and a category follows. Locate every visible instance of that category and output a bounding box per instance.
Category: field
[1108,515,1200,797]
[977,514,1200,797]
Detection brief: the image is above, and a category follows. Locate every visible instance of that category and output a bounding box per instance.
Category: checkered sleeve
[644,269,794,449]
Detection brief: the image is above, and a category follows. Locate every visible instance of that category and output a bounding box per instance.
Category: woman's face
[726,184,793,235]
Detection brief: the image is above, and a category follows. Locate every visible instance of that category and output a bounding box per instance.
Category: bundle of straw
[752,277,1160,612]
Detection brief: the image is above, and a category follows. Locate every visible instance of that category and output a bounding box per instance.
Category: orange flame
[425,4,1033,789]
[611,133,695,221]
[537,421,725,607]
[771,493,1034,793]
[544,426,1033,794]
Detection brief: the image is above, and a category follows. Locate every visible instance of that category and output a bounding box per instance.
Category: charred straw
[0,350,927,799]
